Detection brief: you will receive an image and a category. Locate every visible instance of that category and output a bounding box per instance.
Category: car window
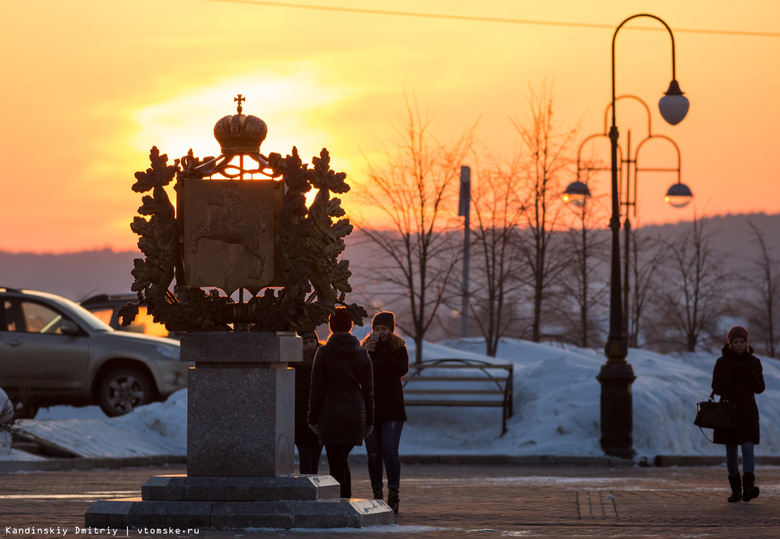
[89,307,114,326]
[45,296,113,332]
[16,301,66,334]
[3,300,19,331]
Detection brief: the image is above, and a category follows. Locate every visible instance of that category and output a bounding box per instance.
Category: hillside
[1,211,778,306]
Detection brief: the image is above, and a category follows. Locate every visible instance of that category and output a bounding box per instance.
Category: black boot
[372,487,383,500]
[387,488,399,514]
[742,473,760,502]
[727,474,741,502]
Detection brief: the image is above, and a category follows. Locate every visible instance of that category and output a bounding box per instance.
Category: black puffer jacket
[308,332,374,446]
[711,345,765,445]
[362,333,409,422]
[293,350,319,446]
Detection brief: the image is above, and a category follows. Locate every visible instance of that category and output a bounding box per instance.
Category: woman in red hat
[362,311,409,514]
[711,325,765,503]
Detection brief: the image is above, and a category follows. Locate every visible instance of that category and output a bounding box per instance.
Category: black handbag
[694,391,736,430]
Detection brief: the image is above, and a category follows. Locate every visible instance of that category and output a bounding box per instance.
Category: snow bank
[4,338,779,461]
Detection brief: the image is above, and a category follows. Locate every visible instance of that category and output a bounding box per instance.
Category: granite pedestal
[85,332,394,530]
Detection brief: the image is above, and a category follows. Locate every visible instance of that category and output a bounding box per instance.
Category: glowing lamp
[665,182,693,208]
[563,181,591,207]
[658,80,689,126]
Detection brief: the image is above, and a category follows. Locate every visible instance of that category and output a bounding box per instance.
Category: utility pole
[458,166,471,339]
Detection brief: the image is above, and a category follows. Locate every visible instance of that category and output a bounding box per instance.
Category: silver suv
[0,288,188,418]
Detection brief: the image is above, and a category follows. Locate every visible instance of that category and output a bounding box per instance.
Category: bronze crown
[213,113,268,156]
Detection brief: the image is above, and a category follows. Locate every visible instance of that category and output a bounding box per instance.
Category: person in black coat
[361,311,409,514]
[293,330,323,474]
[308,307,374,498]
[711,325,765,502]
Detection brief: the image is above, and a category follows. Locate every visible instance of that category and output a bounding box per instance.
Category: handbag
[694,391,736,430]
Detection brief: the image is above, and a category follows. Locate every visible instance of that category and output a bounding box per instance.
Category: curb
[396,454,637,467]
[4,453,780,474]
[0,454,634,474]
[0,455,186,474]
[653,455,780,467]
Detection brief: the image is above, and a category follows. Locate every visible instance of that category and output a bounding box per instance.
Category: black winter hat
[329,307,352,333]
[372,311,395,332]
[727,325,749,344]
[297,330,319,341]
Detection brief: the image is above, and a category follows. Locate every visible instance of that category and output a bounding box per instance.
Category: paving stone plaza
[1,460,778,538]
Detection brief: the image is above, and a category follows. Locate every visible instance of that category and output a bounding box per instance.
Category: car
[0,287,189,418]
[80,293,176,339]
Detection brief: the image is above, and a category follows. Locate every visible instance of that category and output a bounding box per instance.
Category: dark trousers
[325,444,355,498]
[296,441,324,475]
[365,420,404,489]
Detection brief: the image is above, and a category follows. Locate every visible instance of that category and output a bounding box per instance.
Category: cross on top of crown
[234,94,245,114]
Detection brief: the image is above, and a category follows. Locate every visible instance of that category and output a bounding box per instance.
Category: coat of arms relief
[122,95,366,332]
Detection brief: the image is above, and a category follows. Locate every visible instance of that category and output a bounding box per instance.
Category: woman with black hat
[308,307,374,498]
[711,325,765,502]
[362,311,409,514]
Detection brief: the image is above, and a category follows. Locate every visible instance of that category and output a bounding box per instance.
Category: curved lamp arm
[575,132,625,188]
[612,14,679,128]
[576,133,609,180]
[634,134,681,184]
[631,134,684,216]
[603,95,653,138]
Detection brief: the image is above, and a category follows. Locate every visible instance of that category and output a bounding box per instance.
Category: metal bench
[402,358,514,435]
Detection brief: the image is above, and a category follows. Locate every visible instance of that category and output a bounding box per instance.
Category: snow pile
[9,390,187,459]
[0,394,12,456]
[2,338,779,461]
[403,339,780,459]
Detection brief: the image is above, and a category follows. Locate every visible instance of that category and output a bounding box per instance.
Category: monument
[85,95,393,529]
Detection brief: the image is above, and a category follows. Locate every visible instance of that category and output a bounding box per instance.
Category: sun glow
[131,73,356,171]
[5,0,780,253]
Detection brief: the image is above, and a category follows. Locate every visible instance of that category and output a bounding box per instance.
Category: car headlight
[155,345,180,361]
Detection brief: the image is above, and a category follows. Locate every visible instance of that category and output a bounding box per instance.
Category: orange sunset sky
[2,1,779,253]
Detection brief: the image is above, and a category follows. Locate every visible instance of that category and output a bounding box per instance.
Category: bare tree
[511,84,579,342]
[353,95,475,363]
[654,214,733,352]
[554,173,609,348]
[744,220,779,358]
[467,154,526,356]
[626,228,664,348]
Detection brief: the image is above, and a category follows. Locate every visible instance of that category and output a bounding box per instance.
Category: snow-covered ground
[3,338,779,461]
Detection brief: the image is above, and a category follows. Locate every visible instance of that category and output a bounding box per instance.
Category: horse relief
[191,191,269,280]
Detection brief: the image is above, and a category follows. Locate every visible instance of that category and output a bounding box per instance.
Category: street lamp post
[459,165,471,338]
[600,14,689,458]
[621,110,690,344]
[566,95,691,344]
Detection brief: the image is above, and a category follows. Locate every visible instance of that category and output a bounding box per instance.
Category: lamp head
[659,80,689,125]
[665,182,693,208]
[563,180,591,207]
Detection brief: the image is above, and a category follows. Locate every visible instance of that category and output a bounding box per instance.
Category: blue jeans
[365,420,404,489]
[726,442,755,475]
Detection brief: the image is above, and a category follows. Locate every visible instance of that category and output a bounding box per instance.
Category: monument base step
[85,473,394,530]
[142,473,341,501]
[85,498,395,530]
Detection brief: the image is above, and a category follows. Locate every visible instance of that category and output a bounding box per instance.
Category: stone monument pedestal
[85,332,394,530]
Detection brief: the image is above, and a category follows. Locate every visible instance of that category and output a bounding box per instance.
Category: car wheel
[97,368,154,417]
